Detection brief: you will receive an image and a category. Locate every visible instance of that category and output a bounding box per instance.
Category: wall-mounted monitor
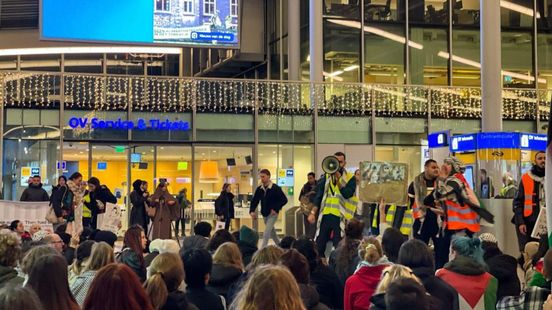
[131,153,142,164]
[226,158,236,167]
[139,162,148,170]
[463,165,475,190]
[40,0,240,48]
[97,162,107,170]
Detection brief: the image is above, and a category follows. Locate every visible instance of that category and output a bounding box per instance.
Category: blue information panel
[41,0,240,48]
[428,131,449,148]
[520,133,547,151]
[450,134,477,153]
[477,132,520,149]
[97,162,107,170]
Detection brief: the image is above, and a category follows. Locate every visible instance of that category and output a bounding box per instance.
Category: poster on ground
[359,162,409,205]
[0,201,53,231]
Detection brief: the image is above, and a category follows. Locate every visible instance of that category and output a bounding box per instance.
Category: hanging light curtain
[199,160,219,183]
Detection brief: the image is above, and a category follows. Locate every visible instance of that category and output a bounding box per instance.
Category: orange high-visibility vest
[521,173,536,217]
[445,176,480,233]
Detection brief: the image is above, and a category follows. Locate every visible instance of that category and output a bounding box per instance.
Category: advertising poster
[359,162,409,205]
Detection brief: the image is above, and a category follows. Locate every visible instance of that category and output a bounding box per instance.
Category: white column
[309,0,323,82]
[480,0,502,132]
[288,0,301,81]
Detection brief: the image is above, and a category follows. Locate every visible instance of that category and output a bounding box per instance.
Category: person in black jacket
[50,176,69,229]
[215,183,235,231]
[398,239,459,310]
[83,177,117,229]
[20,175,50,202]
[117,225,147,282]
[181,248,225,310]
[129,179,150,235]
[249,169,288,248]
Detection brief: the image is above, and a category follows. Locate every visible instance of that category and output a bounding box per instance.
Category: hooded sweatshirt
[436,256,497,310]
[344,257,390,310]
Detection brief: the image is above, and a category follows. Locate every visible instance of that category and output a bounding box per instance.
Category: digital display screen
[97,162,107,170]
[131,153,142,163]
[463,166,475,190]
[41,0,240,48]
[428,131,449,148]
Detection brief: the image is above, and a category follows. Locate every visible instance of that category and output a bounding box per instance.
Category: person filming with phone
[309,152,357,258]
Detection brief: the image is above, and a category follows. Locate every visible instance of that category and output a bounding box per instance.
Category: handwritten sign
[531,207,547,239]
[97,203,122,234]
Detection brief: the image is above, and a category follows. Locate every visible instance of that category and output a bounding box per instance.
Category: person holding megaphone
[309,152,358,258]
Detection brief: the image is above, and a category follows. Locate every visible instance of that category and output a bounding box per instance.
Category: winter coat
[207,264,242,301]
[249,182,288,217]
[311,263,344,309]
[144,251,159,268]
[237,240,258,267]
[300,283,330,310]
[129,183,149,233]
[0,265,24,289]
[185,287,225,310]
[485,254,521,301]
[436,256,498,310]
[20,183,49,202]
[181,235,209,252]
[116,248,146,282]
[412,266,459,310]
[50,185,69,218]
[215,191,235,219]
[84,185,117,229]
[162,290,199,310]
[149,189,179,240]
[344,260,390,310]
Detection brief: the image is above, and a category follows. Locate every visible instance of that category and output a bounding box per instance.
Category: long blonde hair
[230,265,305,310]
[375,264,421,294]
[213,242,244,270]
[358,237,383,264]
[143,253,184,310]
[86,242,115,271]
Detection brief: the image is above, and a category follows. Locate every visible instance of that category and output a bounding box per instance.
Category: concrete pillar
[309,0,323,82]
[288,0,301,81]
[480,0,502,132]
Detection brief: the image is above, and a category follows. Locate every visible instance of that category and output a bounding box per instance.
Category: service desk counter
[479,199,519,257]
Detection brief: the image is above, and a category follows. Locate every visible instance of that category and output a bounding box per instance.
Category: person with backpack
[215,183,235,231]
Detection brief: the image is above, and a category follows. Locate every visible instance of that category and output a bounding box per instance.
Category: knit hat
[149,239,163,253]
[444,157,465,174]
[158,240,180,254]
[479,232,498,245]
[32,230,49,242]
[239,225,259,247]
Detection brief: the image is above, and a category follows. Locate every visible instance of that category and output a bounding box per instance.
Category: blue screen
[131,153,142,163]
[41,0,239,47]
[463,166,475,190]
[97,162,107,170]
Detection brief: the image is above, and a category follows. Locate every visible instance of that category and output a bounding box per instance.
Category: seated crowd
[2,219,552,310]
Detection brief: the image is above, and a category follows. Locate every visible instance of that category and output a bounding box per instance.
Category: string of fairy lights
[0,72,548,121]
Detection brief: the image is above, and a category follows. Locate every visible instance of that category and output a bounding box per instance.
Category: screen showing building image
[41,0,239,48]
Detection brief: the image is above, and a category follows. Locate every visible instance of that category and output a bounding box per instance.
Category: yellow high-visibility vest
[321,173,357,220]
[385,204,413,235]
[83,193,92,218]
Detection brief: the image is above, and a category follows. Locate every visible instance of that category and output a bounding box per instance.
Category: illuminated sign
[277,169,294,187]
[520,133,547,151]
[477,132,520,149]
[68,117,190,131]
[428,131,449,148]
[450,134,477,153]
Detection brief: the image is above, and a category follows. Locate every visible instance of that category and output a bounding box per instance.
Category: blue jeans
[262,213,279,248]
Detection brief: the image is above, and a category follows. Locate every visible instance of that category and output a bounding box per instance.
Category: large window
[155,0,170,12]
[231,0,238,17]
[183,0,194,14]
[204,0,216,16]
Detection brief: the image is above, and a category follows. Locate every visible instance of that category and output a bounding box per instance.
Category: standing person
[175,188,191,237]
[431,157,494,268]
[215,184,235,231]
[20,175,50,202]
[309,152,357,257]
[249,169,288,248]
[149,182,179,240]
[67,172,86,235]
[129,179,150,234]
[513,151,546,252]
[300,172,318,239]
[117,225,147,282]
[83,177,117,229]
[409,159,440,245]
[26,254,80,310]
[51,175,69,230]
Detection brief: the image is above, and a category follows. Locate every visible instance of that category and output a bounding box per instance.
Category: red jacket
[344,264,389,310]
